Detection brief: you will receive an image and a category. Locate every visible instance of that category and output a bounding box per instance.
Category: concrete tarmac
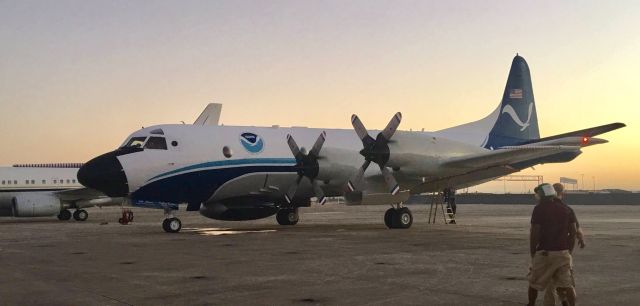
[1,204,639,305]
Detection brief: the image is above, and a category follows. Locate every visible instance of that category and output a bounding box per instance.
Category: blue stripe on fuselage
[132,161,296,205]
[147,158,296,182]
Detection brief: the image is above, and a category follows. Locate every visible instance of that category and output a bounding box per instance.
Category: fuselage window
[171,141,178,147]
[42,180,46,184]
[66,179,70,184]
[7,180,11,185]
[25,180,29,184]
[31,180,35,184]
[72,179,76,183]
[13,180,17,184]
[124,137,147,148]
[144,137,168,150]
[54,180,57,184]
[1,180,4,185]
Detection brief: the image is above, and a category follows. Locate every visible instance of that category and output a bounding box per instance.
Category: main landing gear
[73,209,89,221]
[57,209,71,221]
[57,209,89,221]
[162,207,182,233]
[384,204,413,229]
[276,208,299,226]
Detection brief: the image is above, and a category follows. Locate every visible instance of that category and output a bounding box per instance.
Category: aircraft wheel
[73,209,89,221]
[384,208,395,228]
[394,207,413,229]
[276,208,299,225]
[57,209,71,221]
[163,217,182,233]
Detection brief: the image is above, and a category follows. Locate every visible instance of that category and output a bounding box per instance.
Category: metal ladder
[428,192,456,224]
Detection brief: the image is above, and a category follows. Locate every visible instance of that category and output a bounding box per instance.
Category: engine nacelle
[9,193,62,217]
[200,202,279,221]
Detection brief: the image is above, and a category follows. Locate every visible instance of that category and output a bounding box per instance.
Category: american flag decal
[509,89,523,99]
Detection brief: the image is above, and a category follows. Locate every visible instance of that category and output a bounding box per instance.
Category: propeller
[285,131,327,205]
[347,112,402,195]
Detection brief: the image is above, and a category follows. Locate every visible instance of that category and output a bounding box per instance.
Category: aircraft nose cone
[78,151,129,197]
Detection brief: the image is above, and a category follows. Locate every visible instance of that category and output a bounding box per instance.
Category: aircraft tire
[384,208,395,228]
[163,217,182,233]
[276,208,299,225]
[394,207,413,229]
[73,209,89,221]
[57,209,71,221]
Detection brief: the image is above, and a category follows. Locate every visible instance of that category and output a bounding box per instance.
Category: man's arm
[568,222,577,254]
[530,224,541,257]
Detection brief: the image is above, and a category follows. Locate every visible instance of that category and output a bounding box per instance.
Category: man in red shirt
[528,183,577,306]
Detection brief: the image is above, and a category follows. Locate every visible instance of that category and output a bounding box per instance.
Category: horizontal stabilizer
[521,122,625,145]
[519,136,607,147]
[193,103,222,125]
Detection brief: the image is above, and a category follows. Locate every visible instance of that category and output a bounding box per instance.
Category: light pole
[592,176,596,192]
[581,174,585,191]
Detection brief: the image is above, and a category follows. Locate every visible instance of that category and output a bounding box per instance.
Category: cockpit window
[144,137,168,150]
[149,128,164,135]
[124,137,147,148]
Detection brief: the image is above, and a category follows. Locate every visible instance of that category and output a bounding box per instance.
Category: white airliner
[0,164,120,220]
[77,55,625,233]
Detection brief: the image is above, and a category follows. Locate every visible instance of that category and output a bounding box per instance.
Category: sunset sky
[1,1,638,191]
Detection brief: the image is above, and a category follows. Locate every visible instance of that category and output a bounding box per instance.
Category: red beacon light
[581,136,589,145]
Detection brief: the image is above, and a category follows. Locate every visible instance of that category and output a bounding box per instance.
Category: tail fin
[483,55,540,149]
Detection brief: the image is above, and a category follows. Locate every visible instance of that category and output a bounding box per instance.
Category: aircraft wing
[442,145,581,169]
[54,188,124,208]
[410,165,518,194]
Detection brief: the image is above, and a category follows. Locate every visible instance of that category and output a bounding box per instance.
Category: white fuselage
[0,166,82,217]
[116,124,488,206]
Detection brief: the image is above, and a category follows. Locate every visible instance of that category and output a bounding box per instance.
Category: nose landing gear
[162,207,181,233]
[162,217,182,233]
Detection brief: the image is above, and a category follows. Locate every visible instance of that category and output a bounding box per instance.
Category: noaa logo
[240,132,264,154]
[501,102,533,131]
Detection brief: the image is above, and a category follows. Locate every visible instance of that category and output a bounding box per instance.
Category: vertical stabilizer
[483,55,540,148]
[193,103,222,125]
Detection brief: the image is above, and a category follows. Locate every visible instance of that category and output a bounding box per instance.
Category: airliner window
[124,137,147,148]
[145,137,168,150]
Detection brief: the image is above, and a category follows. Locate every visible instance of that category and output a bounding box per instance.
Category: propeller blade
[347,160,371,192]
[286,176,303,203]
[309,131,326,157]
[286,134,301,157]
[380,166,400,195]
[311,180,327,205]
[351,114,371,142]
[379,112,402,142]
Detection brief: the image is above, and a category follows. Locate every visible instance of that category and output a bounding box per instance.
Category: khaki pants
[528,250,573,292]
